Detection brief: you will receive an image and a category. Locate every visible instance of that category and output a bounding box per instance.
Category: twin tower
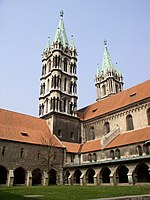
[39,11,123,140]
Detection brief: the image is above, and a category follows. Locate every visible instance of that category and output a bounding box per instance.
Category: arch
[64,171,70,184]
[86,168,95,184]
[32,168,42,186]
[0,166,8,184]
[47,79,50,92]
[88,154,92,162]
[100,167,111,183]
[136,145,143,156]
[14,167,26,185]
[104,122,110,134]
[126,114,134,131]
[116,165,129,183]
[64,58,68,72]
[147,108,150,125]
[93,153,97,162]
[110,150,115,159]
[74,169,82,184]
[134,163,150,183]
[49,169,57,185]
[102,85,106,96]
[115,149,121,159]
[143,144,149,155]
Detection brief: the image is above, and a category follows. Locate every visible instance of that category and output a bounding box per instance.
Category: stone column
[42,172,48,186]
[26,171,32,186]
[127,172,133,185]
[94,171,99,186]
[109,171,116,185]
[68,173,73,185]
[7,170,14,186]
[80,172,86,186]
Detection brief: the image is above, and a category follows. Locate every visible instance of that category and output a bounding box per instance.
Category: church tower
[39,11,80,143]
[95,40,123,101]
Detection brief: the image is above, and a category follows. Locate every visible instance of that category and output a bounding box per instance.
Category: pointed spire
[101,40,114,73]
[70,35,76,50]
[53,11,68,47]
[45,37,51,50]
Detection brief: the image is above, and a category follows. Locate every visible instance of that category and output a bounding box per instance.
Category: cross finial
[60,10,64,17]
[104,39,107,46]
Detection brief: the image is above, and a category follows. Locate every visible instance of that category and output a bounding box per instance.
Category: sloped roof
[105,126,150,149]
[0,109,64,148]
[78,80,150,121]
[81,139,101,153]
[62,141,81,153]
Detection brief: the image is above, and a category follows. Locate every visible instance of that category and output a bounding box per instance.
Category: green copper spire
[101,40,114,73]
[45,37,51,50]
[70,35,76,50]
[53,11,68,47]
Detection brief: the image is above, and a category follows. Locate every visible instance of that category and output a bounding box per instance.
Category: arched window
[93,153,97,162]
[88,154,92,162]
[47,79,49,92]
[143,144,149,155]
[110,150,115,159]
[46,99,48,113]
[126,114,134,131]
[147,108,150,125]
[64,58,67,72]
[64,78,67,91]
[58,130,62,138]
[136,145,143,156]
[116,84,119,93]
[63,99,66,112]
[104,122,110,134]
[102,85,106,96]
[20,148,24,158]
[115,149,120,159]
[70,132,74,140]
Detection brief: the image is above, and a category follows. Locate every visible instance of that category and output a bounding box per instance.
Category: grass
[0,185,150,200]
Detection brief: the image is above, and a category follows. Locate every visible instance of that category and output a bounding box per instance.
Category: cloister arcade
[64,162,150,186]
[0,166,58,186]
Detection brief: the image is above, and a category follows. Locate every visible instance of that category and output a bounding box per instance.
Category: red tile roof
[0,109,64,148]
[77,80,150,120]
[62,141,81,153]
[105,126,150,149]
[81,139,101,153]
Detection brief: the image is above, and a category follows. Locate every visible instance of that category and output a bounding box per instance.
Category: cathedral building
[0,11,150,186]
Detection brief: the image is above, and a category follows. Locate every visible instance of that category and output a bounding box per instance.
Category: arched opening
[86,168,95,184]
[102,85,106,96]
[64,58,67,72]
[104,122,110,134]
[0,166,7,184]
[115,149,121,159]
[110,150,115,159]
[136,145,143,156]
[32,168,42,186]
[134,163,150,183]
[88,154,92,162]
[64,171,70,184]
[116,165,129,183]
[14,167,26,185]
[143,144,149,155]
[49,169,57,185]
[126,114,134,131]
[100,167,111,183]
[147,108,150,125]
[74,169,82,184]
[93,153,97,162]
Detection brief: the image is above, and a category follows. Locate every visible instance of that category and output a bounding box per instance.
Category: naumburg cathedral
[0,11,150,186]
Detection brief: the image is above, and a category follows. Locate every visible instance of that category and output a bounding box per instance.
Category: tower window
[102,85,106,96]
[70,132,74,140]
[2,146,6,156]
[64,58,67,72]
[58,130,62,138]
[20,148,24,158]
[64,78,67,91]
[126,114,134,131]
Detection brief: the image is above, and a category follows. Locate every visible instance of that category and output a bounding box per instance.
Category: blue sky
[0,0,150,116]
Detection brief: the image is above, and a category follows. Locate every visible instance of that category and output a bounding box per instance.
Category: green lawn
[0,185,150,200]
